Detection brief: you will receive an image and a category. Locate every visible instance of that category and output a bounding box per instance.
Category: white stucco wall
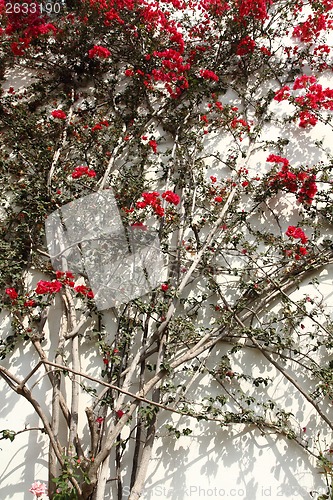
[1,60,333,500]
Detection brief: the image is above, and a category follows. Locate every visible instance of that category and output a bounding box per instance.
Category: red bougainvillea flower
[236,36,256,56]
[161,283,169,291]
[131,222,148,230]
[5,288,18,300]
[11,39,31,56]
[74,285,94,298]
[293,74,317,90]
[200,69,219,81]
[51,109,67,120]
[124,68,134,77]
[161,190,180,205]
[36,280,62,294]
[88,45,111,59]
[297,174,318,205]
[214,196,223,202]
[273,85,291,102]
[235,0,271,22]
[72,166,96,178]
[136,192,165,217]
[293,13,332,43]
[210,176,217,183]
[116,409,124,418]
[148,139,158,153]
[260,46,271,56]
[91,120,109,132]
[286,226,308,244]
[268,154,317,205]
[266,154,289,167]
[56,270,75,280]
[298,110,317,128]
[24,299,36,307]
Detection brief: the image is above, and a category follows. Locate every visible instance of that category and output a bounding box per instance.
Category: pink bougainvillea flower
[51,109,67,120]
[29,481,47,497]
[5,288,18,300]
[88,45,111,59]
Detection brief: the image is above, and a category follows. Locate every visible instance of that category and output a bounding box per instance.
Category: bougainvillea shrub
[1,0,333,498]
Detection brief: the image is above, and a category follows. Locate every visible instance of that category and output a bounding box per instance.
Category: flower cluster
[55,271,75,287]
[148,139,158,153]
[236,36,256,56]
[235,0,272,22]
[72,166,97,178]
[267,155,318,205]
[200,69,219,81]
[274,75,333,127]
[273,85,291,102]
[4,0,57,56]
[5,288,18,300]
[136,190,181,217]
[51,109,67,120]
[29,481,47,498]
[293,13,333,43]
[136,191,164,216]
[285,226,308,260]
[91,120,109,132]
[35,280,62,294]
[286,226,308,244]
[74,285,94,299]
[161,191,180,205]
[88,45,111,58]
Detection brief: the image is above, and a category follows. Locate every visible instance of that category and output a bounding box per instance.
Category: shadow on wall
[105,343,332,500]
[105,421,323,499]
